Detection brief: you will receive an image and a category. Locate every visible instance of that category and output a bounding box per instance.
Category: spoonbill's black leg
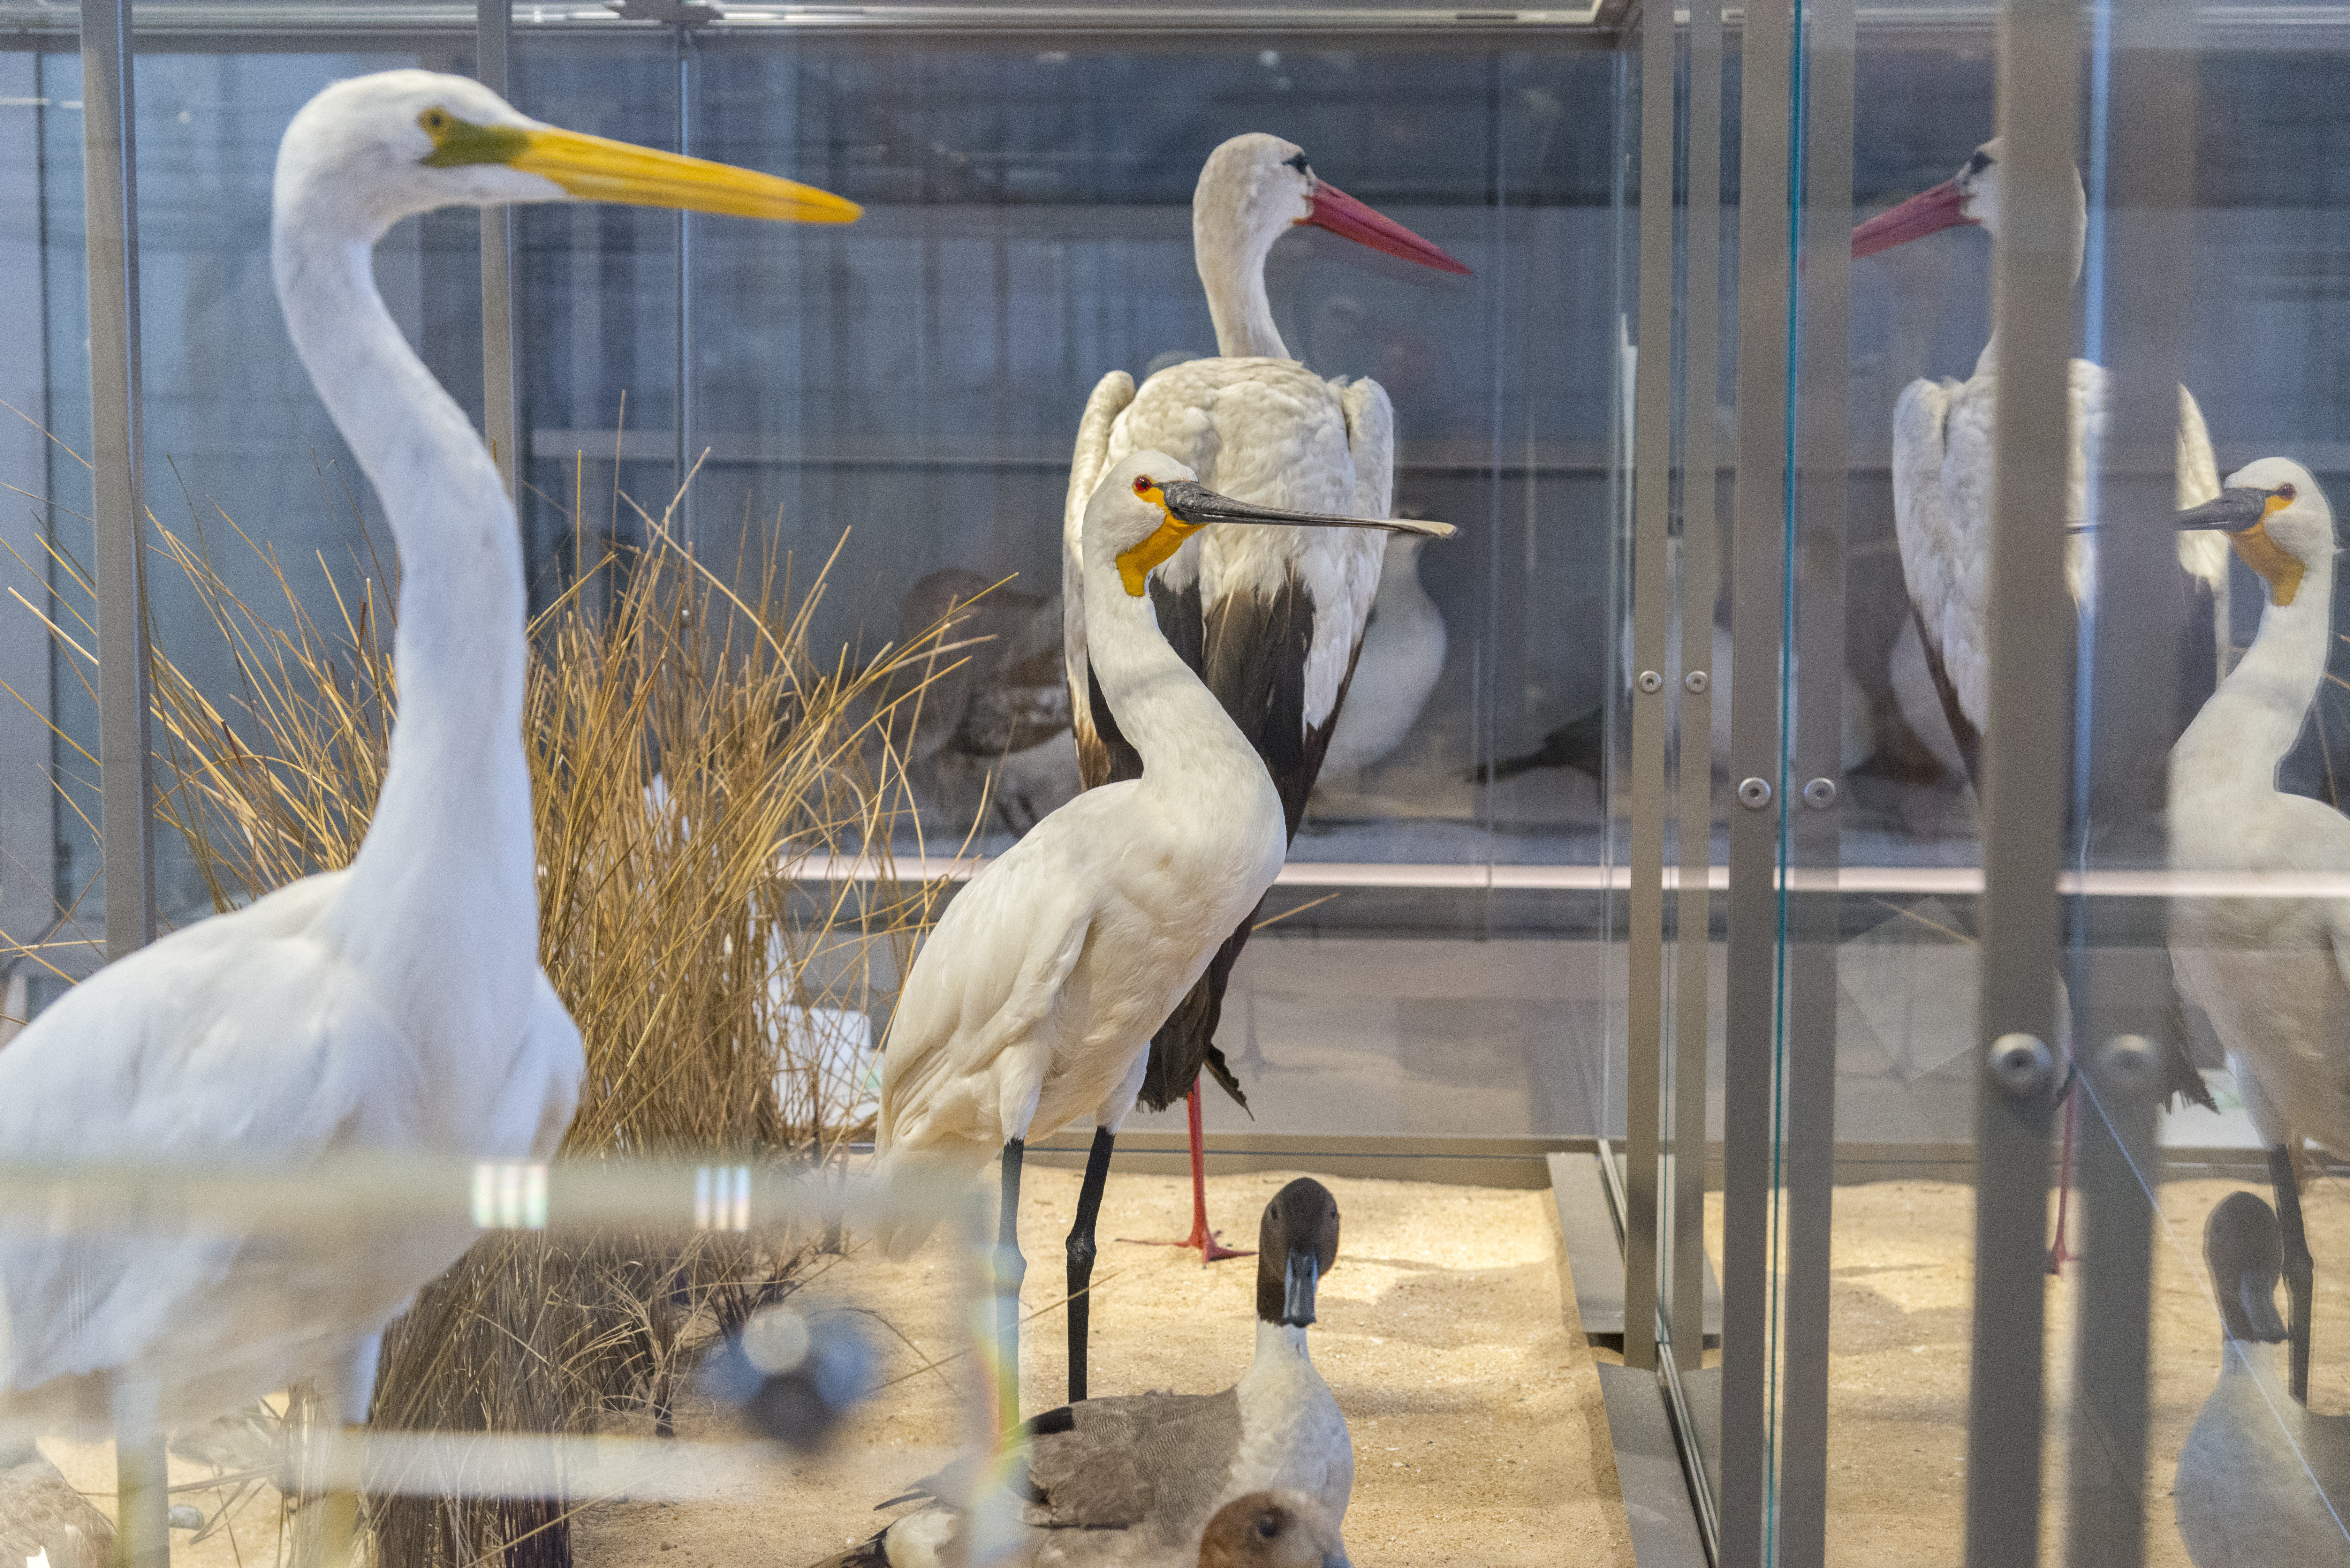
[2270,1143,2315,1403]
[1065,1126,1116,1402]
[996,1137,1027,1432]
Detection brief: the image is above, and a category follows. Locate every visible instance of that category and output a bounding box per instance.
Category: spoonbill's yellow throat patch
[417,106,862,223]
[1117,474,1204,597]
[2232,486,2306,607]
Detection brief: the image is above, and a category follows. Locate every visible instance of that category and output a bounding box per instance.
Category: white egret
[824,1180,1352,1566]
[1851,136,2229,776]
[1064,132,1469,1270]
[878,455,1448,1421]
[2170,459,2347,1404]
[0,67,857,1546]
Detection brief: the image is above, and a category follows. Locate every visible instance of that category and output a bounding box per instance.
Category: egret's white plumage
[0,69,854,1436]
[2168,461,2346,1401]
[1063,134,1465,1260]
[1858,138,2228,767]
[1316,532,1446,785]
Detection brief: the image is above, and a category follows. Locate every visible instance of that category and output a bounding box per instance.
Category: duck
[2173,1190,2350,1564]
[2169,460,2349,1402]
[821,1179,1352,1567]
[1197,1492,1351,1568]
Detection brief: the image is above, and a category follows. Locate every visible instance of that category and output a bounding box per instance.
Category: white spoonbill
[1064,132,1469,1278]
[0,66,856,1541]
[879,454,1449,1426]
[1851,136,2230,778]
[2169,459,2346,1405]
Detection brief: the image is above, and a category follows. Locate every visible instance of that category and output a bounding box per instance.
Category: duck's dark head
[2205,1190,2289,1345]
[1257,1178,1341,1329]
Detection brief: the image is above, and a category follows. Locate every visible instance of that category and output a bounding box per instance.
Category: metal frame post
[1722,0,1797,1558]
[2064,2,2198,1560]
[674,25,698,539]
[1965,3,2082,1564]
[1624,0,1678,1376]
[478,0,520,503]
[1670,0,1724,1379]
[1779,0,1856,1558]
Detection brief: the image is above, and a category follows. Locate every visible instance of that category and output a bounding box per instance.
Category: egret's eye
[1284,152,1310,173]
[420,107,451,135]
[1133,475,1154,496]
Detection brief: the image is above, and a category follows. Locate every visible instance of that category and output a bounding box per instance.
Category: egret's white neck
[2175,551,2336,800]
[1195,212,1288,360]
[1080,548,1263,789]
[272,215,536,973]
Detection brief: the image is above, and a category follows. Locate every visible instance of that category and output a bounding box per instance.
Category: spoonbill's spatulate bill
[2169,461,2350,1406]
[1064,132,1470,1301]
[815,1180,1354,1567]
[878,456,1447,1429]
[0,66,857,1548]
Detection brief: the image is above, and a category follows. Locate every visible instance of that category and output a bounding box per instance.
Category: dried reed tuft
[18,466,973,1565]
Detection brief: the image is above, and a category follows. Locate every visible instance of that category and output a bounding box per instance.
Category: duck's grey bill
[2177,487,2273,532]
[1282,1248,1319,1326]
[1160,479,1457,539]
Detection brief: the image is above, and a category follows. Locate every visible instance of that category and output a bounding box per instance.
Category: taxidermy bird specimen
[876,455,1448,1421]
[1066,132,1469,1266]
[0,67,856,1554]
[819,1180,1352,1567]
[2169,460,2350,1405]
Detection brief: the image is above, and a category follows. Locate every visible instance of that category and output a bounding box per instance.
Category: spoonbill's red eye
[1133,475,1154,495]
[2279,484,2298,502]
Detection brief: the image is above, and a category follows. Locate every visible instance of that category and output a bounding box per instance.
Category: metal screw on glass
[1986,1033,2054,1100]
[1801,777,1837,810]
[2098,1034,2160,1095]
[1684,670,1709,693]
[1736,777,1771,810]
[1637,669,1664,694]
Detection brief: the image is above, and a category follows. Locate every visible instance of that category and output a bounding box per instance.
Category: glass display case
[3,0,2350,1564]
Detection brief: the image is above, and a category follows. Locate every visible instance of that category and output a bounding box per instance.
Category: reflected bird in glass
[2169,462,2345,1405]
[1062,133,1470,1276]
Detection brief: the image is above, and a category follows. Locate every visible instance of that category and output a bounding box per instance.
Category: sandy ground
[573,1167,1633,1568]
[1721,1174,2350,1566]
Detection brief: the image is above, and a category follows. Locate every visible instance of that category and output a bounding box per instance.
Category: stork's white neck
[1080,547,1269,794]
[272,216,537,985]
[2174,551,2334,803]
[1195,208,1289,360]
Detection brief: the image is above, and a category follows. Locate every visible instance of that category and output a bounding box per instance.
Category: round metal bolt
[1736,776,1772,810]
[1684,670,1709,694]
[1986,1033,2054,1099]
[1801,777,1838,810]
[2098,1034,2160,1093]
[1637,669,1664,694]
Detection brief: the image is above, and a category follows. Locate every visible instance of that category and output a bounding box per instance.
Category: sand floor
[573,1166,1633,1567]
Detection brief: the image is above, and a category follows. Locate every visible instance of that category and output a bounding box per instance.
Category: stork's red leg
[1117,1087,1254,1263]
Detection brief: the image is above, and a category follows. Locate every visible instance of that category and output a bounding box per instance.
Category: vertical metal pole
[79,14,163,1562]
[1965,3,2081,1565]
[1779,0,1855,1558]
[1722,0,1796,1557]
[2064,2,2196,1561]
[674,26,698,539]
[1624,0,1678,1377]
[477,0,519,504]
[1671,0,1724,1376]
[80,0,151,961]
